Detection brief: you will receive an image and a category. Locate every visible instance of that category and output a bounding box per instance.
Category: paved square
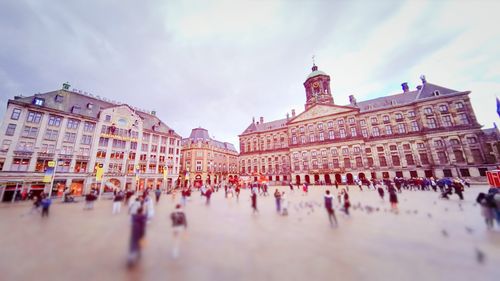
[0,185,499,281]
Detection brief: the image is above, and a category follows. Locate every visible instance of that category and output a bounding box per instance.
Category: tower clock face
[313,82,320,88]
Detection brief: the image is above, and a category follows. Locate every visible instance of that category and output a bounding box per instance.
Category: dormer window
[432,90,440,96]
[55,94,63,103]
[71,106,81,114]
[33,97,45,106]
[87,103,93,110]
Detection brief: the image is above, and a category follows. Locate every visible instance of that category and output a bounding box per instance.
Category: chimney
[252,117,255,124]
[286,113,290,121]
[401,82,409,93]
[260,116,264,124]
[420,75,427,84]
[291,109,296,117]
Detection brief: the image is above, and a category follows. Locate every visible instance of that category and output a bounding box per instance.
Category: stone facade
[180,128,238,187]
[0,86,182,201]
[239,65,500,185]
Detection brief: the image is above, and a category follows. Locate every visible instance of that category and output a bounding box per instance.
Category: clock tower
[303,63,334,110]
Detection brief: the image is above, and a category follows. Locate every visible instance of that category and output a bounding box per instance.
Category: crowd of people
[16,175,500,268]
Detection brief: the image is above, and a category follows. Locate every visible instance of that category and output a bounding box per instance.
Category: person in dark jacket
[251,190,258,214]
[377,185,385,201]
[324,190,337,227]
[452,180,464,200]
[170,204,187,258]
[155,187,162,203]
[128,207,147,267]
[274,189,282,213]
[40,194,52,218]
[389,186,398,213]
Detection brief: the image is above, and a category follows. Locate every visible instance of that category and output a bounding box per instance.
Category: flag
[95,163,104,181]
[497,97,500,118]
[43,167,55,183]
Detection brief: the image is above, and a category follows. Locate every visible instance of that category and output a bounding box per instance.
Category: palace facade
[239,64,499,185]
[180,128,238,187]
[0,84,182,201]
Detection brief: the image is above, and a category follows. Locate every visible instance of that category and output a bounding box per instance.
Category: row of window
[287,102,466,134]
[10,109,96,131]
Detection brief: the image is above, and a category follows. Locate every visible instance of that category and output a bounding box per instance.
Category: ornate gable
[289,104,358,124]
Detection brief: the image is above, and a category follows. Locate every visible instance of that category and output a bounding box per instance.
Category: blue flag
[497,97,500,118]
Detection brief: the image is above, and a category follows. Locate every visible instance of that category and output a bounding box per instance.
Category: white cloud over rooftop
[0,0,499,147]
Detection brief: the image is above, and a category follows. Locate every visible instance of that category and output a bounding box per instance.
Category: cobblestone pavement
[0,185,499,281]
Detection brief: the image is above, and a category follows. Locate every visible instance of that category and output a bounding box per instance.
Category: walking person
[388,186,399,213]
[289,182,294,193]
[281,192,288,216]
[112,190,123,214]
[334,180,339,190]
[357,179,363,191]
[155,187,162,204]
[452,180,464,200]
[170,204,188,259]
[127,207,147,267]
[302,183,308,196]
[128,195,143,215]
[181,188,188,206]
[476,192,496,229]
[205,187,212,205]
[341,189,351,216]
[40,194,52,218]
[235,185,241,202]
[324,190,338,227]
[84,190,97,210]
[144,195,155,221]
[377,184,385,201]
[274,189,282,213]
[29,195,42,215]
[251,190,258,214]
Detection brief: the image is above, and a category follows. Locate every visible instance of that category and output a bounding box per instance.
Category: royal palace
[238,64,499,185]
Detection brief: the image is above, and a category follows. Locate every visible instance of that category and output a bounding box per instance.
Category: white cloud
[1,0,499,149]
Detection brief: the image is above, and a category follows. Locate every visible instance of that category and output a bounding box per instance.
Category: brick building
[180,128,238,187]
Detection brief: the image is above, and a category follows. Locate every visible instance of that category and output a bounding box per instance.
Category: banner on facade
[43,167,55,183]
[95,163,104,181]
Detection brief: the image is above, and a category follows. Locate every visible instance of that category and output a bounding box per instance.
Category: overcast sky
[1,0,499,149]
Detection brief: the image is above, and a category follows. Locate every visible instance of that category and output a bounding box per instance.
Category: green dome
[307,70,328,79]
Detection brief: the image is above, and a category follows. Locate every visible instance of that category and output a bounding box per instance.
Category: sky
[1,0,499,149]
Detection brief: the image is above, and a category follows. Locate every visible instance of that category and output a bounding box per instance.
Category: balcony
[13,150,34,157]
[37,152,55,158]
[75,154,90,160]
